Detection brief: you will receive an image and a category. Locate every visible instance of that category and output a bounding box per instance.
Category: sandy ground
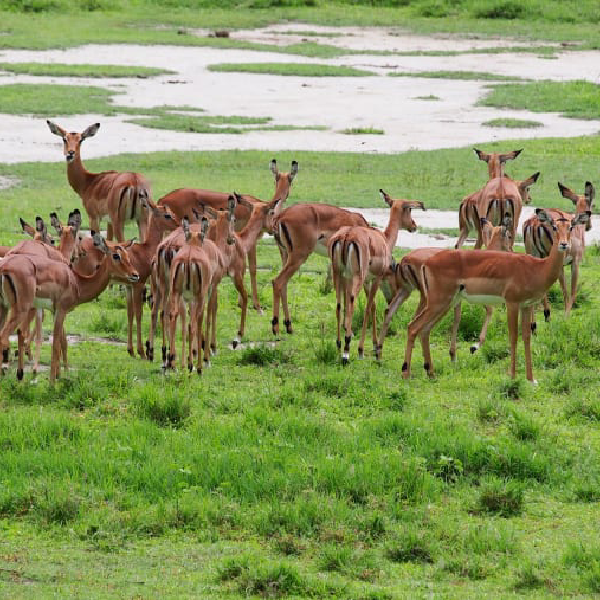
[0,26,598,248]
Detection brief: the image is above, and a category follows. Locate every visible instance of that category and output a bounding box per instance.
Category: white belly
[459,292,505,305]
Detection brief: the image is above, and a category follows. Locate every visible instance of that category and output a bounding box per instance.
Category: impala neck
[238,209,267,254]
[66,153,93,196]
[383,209,403,253]
[542,233,567,289]
[73,257,111,304]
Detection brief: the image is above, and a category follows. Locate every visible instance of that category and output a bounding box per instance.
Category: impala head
[142,197,179,233]
[379,189,425,233]
[517,172,540,205]
[47,120,100,163]
[473,148,523,179]
[92,232,139,283]
[558,180,594,231]
[536,209,590,253]
[34,216,51,244]
[270,159,298,203]
[480,214,513,251]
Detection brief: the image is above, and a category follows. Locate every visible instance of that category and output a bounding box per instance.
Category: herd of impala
[0,121,595,384]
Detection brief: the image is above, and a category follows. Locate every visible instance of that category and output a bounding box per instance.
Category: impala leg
[146,276,160,362]
[566,262,579,316]
[167,295,179,370]
[108,211,125,242]
[180,299,186,370]
[449,302,461,362]
[506,303,519,379]
[33,308,43,375]
[232,271,247,348]
[60,327,68,373]
[0,309,21,375]
[557,267,569,315]
[133,285,145,358]
[403,293,453,380]
[209,289,218,356]
[16,327,24,381]
[358,280,379,359]
[90,217,101,237]
[454,226,469,250]
[106,220,114,241]
[188,301,196,372]
[203,288,213,367]
[471,305,494,354]
[196,297,206,374]
[126,286,134,356]
[376,287,411,360]
[50,311,66,383]
[272,251,309,336]
[332,265,343,353]
[247,245,262,313]
[521,306,535,383]
[137,208,149,245]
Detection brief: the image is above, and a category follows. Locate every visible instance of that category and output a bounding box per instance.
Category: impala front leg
[247,245,262,313]
[133,285,145,358]
[520,306,535,382]
[358,279,380,359]
[126,286,134,356]
[449,303,461,362]
[471,305,494,354]
[566,262,579,315]
[506,303,519,379]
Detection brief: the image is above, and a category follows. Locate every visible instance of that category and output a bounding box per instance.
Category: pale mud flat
[0,27,598,248]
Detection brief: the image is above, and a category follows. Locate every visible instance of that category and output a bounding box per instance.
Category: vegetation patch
[0,62,174,78]
[207,62,375,77]
[475,479,524,517]
[340,127,384,135]
[477,80,600,120]
[390,70,526,81]
[482,117,544,128]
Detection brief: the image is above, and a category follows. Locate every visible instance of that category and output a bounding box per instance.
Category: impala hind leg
[566,262,579,316]
[471,305,494,354]
[376,287,411,360]
[232,271,248,348]
[133,285,145,358]
[126,286,135,356]
[247,245,262,314]
[272,251,309,336]
[33,308,43,375]
[358,280,380,359]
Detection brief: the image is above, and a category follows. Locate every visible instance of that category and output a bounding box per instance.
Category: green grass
[478,80,600,120]
[482,118,544,129]
[207,62,375,77]
[389,70,527,81]
[340,127,384,135]
[0,62,174,77]
[2,139,600,598]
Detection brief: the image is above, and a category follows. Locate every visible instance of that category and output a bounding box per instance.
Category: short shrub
[512,563,547,591]
[476,479,524,517]
[133,385,190,427]
[239,345,290,366]
[508,410,540,441]
[442,557,488,580]
[386,528,434,563]
[472,0,530,19]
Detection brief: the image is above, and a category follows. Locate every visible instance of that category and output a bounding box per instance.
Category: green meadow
[1,1,600,598]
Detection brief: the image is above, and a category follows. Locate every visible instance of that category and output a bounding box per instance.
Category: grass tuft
[475,479,524,517]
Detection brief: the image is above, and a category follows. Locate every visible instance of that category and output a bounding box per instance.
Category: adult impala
[327,189,425,362]
[376,215,513,361]
[401,209,590,383]
[0,234,139,382]
[455,148,523,249]
[158,159,298,313]
[271,203,369,336]
[523,180,595,327]
[47,120,151,242]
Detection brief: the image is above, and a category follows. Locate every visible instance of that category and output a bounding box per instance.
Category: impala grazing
[523,181,595,328]
[401,209,590,383]
[158,159,297,313]
[328,189,425,363]
[47,120,151,243]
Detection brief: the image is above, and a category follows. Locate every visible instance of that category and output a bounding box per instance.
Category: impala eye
[112,252,121,260]
[165,214,172,220]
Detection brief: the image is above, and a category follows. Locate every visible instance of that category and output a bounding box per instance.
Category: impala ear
[557,181,578,203]
[81,122,100,140]
[50,212,62,234]
[572,211,591,228]
[183,215,191,242]
[270,159,279,177]
[500,149,523,162]
[379,189,393,206]
[92,232,109,253]
[473,148,487,162]
[47,120,66,137]
[585,181,595,206]
[289,160,299,181]
[535,208,554,226]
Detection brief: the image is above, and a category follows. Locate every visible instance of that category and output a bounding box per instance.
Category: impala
[167,204,236,371]
[158,159,298,313]
[271,204,369,336]
[376,215,513,361]
[523,181,595,327]
[328,189,425,363]
[0,234,139,382]
[153,199,235,368]
[455,148,523,249]
[401,209,590,383]
[47,120,151,243]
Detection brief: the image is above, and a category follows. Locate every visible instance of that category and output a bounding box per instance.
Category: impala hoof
[470,343,479,354]
[531,322,537,335]
[127,348,134,357]
[543,308,551,322]
[357,348,364,359]
[284,319,293,334]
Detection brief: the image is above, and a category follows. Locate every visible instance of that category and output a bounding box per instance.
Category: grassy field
[2,2,600,598]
